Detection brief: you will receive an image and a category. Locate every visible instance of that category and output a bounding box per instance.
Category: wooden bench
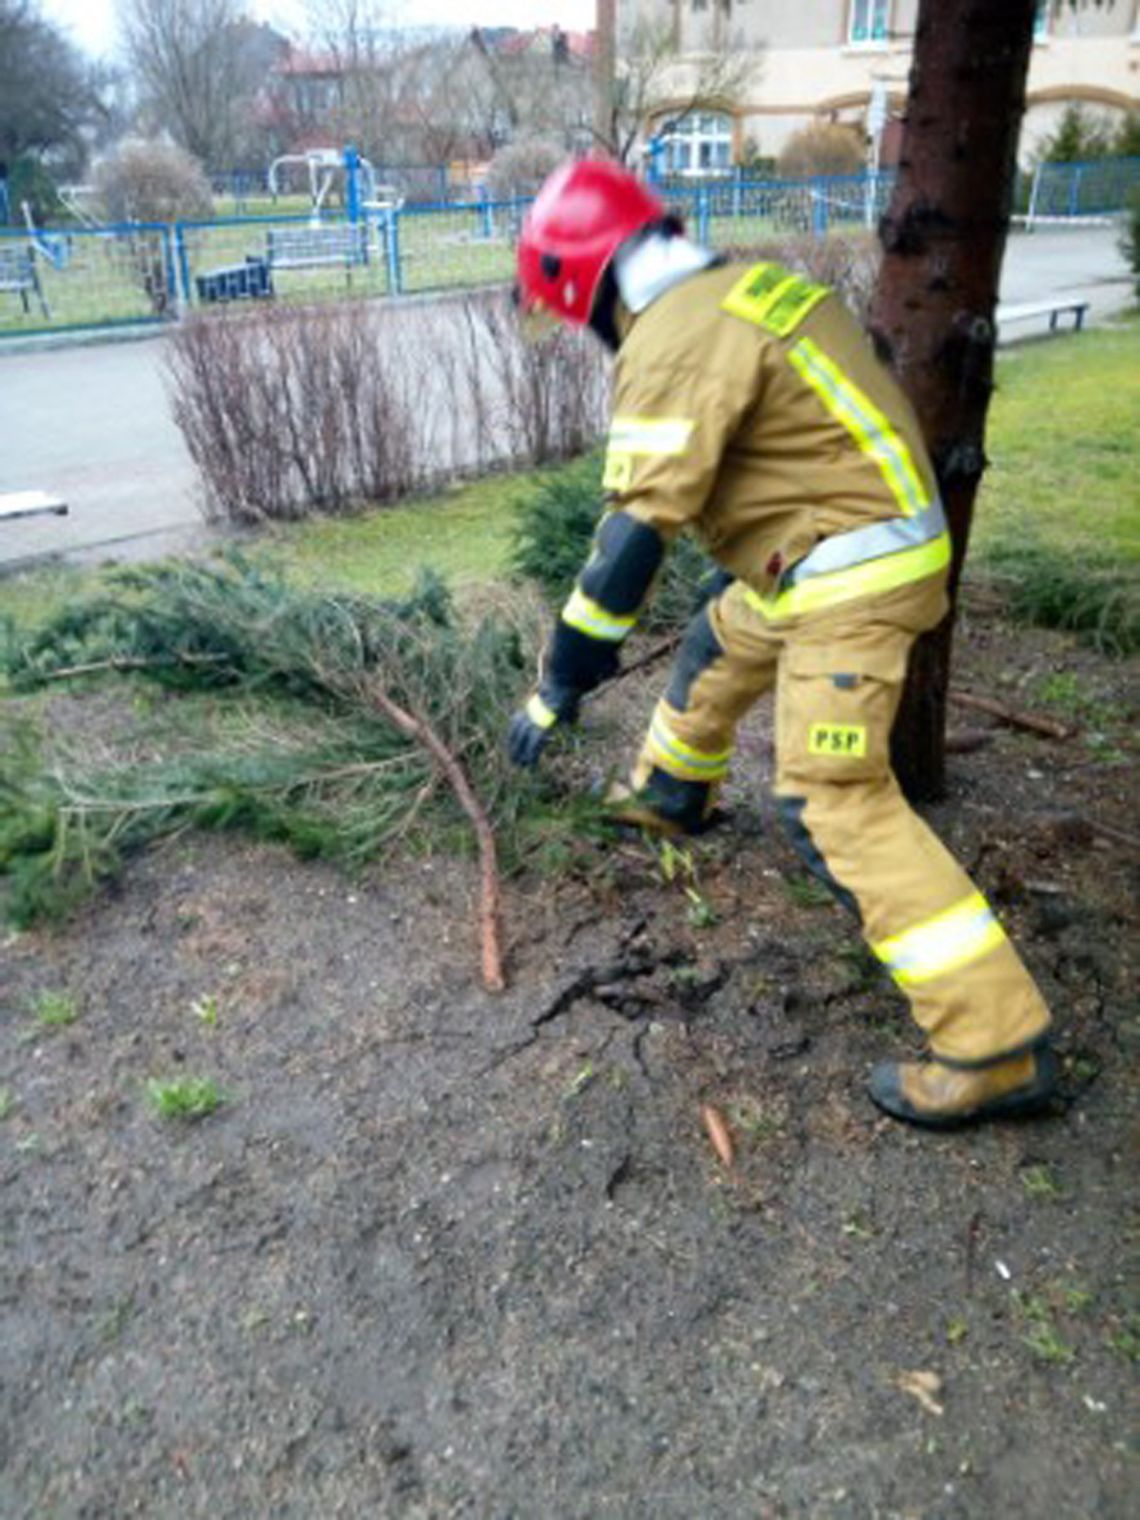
[0,245,49,318]
[0,490,68,523]
[997,298,1090,336]
[266,225,369,275]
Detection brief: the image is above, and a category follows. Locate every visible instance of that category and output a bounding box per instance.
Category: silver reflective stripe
[787,498,947,586]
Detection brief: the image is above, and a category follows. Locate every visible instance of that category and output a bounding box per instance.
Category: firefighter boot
[869,1041,1057,1129]
[603,768,721,838]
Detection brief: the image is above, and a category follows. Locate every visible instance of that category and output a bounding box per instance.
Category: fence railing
[0,222,177,337]
[1022,156,1140,226]
[3,162,1136,340]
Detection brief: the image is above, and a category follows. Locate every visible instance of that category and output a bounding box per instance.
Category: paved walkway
[0,227,1132,572]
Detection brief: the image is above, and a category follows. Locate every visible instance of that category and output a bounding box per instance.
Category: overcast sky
[39,1,597,61]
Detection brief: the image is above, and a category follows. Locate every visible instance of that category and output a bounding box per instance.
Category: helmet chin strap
[613,228,719,315]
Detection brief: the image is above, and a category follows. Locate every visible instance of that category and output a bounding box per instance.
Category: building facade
[620,0,1140,170]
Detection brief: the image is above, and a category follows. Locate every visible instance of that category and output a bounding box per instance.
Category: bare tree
[117,0,273,170]
[870,0,1116,800]
[606,12,756,165]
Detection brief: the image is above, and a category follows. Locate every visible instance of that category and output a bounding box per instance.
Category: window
[1034,1,1050,40]
[848,0,890,45]
[658,112,734,176]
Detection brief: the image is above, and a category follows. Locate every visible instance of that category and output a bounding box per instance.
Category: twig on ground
[44,654,228,681]
[948,688,1077,740]
[355,676,505,993]
[591,635,682,697]
[1087,818,1140,854]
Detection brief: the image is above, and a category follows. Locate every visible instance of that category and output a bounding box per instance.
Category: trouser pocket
[775,637,909,790]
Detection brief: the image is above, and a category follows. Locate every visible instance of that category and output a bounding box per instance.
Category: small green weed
[783,874,834,910]
[1012,1290,1076,1364]
[192,993,219,1027]
[563,1062,596,1100]
[842,1208,875,1240]
[946,1316,969,1345]
[656,837,696,886]
[1061,1285,1094,1315]
[145,1077,223,1121]
[1020,1163,1063,1200]
[1023,1320,1076,1365]
[0,1088,13,1121]
[685,886,718,929]
[29,990,79,1028]
[1107,1312,1140,1362]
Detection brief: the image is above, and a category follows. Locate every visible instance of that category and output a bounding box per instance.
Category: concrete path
[0,226,1132,573]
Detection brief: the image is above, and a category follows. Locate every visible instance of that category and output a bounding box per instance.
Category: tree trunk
[869,0,1038,801]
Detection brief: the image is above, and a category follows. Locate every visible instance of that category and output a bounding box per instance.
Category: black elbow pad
[579,511,666,616]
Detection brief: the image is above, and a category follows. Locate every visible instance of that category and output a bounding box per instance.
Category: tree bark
[869,0,1038,801]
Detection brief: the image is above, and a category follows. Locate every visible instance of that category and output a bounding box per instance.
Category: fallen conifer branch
[0,557,548,987]
[947,688,1076,740]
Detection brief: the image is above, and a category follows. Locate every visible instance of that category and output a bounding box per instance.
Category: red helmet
[516,158,666,327]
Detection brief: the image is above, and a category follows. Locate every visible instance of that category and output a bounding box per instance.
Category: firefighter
[507,158,1055,1129]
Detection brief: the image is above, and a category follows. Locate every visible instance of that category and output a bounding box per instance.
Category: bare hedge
[166,293,610,525]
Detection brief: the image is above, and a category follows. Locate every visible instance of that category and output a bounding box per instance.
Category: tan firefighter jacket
[536,258,951,713]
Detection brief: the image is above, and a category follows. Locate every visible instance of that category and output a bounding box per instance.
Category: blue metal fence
[1024,156,1140,224]
[0,222,176,337]
[4,162,1136,340]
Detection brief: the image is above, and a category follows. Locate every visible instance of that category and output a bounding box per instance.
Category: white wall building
[620,0,1140,170]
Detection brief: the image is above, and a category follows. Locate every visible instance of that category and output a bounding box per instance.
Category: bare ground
[2,591,1138,1520]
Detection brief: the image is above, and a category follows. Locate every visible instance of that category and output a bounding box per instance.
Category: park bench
[996,297,1090,336]
[0,245,49,318]
[0,489,68,523]
[266,224,369,276]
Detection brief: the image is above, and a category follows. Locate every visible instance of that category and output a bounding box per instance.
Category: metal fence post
[161,225,178,314]
[174,222,193,309]
[811,178,828,238]
[697,185,711,245]
[384,207,402,295]
[1069,165,1082,217]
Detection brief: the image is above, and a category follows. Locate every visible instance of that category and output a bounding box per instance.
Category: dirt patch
[2,597,1138,1518]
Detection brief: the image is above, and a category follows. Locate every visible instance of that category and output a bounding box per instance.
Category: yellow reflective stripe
[607,415,694,456]
[872,892,1008,989]
[787,338,931,517]
[744,532,950,621]
[562,587,637,642]
[721,261,830,336]
[645,712,732,781]
[526,693,558,730]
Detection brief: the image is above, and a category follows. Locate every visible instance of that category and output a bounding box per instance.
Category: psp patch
[808,722,868,758]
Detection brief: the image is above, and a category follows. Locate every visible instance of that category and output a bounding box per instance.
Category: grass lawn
[258,472,528,599]
[973,314,1140,566]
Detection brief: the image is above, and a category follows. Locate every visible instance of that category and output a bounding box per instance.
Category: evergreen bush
[510,452,719,634]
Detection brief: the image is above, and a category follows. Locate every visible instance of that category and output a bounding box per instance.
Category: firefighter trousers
[631,578,1052,1066]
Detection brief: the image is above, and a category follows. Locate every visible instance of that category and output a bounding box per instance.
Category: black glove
[507,684,580,768]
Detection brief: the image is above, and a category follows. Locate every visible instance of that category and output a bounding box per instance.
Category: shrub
[452,292,610,468]
[1038,104,1114,165]
[90,137,213,223]
[511,451,718,634]
[484,136,565,198]
[167,303,429,523]
[91,139,212,316]
[166,293,609,524]
[777,122,864,180]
